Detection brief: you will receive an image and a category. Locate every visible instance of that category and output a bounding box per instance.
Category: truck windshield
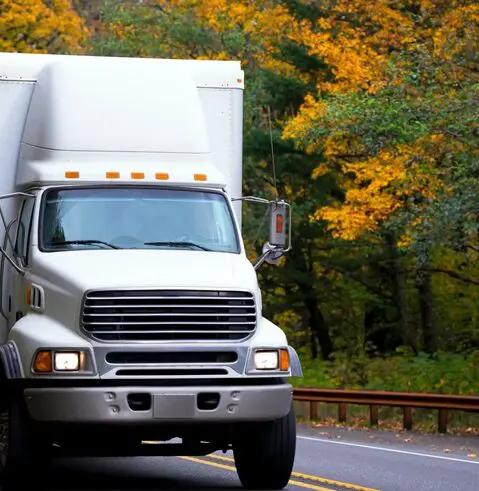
[40,187,240,253]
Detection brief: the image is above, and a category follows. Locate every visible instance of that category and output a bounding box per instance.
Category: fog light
[254,350,279,370]
[54,352,81,371]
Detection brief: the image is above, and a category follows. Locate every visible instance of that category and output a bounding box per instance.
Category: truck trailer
[0,52,302,489]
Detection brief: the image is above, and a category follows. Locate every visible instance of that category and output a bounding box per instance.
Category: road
[21,425,479,491]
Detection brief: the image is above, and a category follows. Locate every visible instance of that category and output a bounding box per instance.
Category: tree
[0,0,88,53]
[282,0,479,254]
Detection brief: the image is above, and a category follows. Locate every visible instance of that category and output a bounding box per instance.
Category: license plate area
[153,394,196,419]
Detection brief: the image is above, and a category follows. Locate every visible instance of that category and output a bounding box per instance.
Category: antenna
[267,106,279,199]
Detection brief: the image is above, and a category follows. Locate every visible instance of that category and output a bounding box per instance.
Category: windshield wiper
[51,240,120,250]
[144,241,211,251]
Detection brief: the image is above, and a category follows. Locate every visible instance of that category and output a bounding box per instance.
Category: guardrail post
[292,388,479,432]
[370,404,379,426]
[403,407,413,430]
[438,409,448,434]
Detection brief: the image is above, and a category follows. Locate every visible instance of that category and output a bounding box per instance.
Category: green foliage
[296,350,479,396]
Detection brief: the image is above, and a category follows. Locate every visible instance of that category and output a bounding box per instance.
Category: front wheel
[233,404,296,490]
[0,396,51,489]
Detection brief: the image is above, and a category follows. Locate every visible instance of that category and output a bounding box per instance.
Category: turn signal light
[279,349,290,371]
[33,351,53,373]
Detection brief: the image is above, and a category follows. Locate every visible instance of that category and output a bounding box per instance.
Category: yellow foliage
[0,0,88,54]
[433,4,479,65]
[91,0,475,245]
[282,0,476,242]
[157,0,304,78]
[313,136,448,240]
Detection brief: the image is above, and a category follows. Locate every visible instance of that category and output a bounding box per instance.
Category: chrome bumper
[24,383,293,423]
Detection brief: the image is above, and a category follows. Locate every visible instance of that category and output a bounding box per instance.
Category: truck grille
[81,290,257,342]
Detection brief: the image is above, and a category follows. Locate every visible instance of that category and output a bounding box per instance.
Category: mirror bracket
[253,242,285,271]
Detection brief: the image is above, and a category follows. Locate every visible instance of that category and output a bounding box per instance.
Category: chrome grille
[81,290,257,342]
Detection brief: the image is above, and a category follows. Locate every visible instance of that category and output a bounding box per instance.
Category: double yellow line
[179,453,380,491]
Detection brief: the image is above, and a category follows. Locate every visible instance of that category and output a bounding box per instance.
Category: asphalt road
[16,425,479,491]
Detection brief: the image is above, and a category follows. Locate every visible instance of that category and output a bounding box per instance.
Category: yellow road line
[291,480,338,491]
[202,453,380,491]
[179,456,332,491]
[179,455,237,472]
[292,472,379,491]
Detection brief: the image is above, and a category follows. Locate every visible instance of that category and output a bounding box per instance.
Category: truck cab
[0,52,302,490]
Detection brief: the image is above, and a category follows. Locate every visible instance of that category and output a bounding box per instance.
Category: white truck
[0,52,302,489]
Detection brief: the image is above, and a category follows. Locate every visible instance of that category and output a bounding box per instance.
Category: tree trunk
[417,267,438,353]
[289,239,333,360]
[386,233,416,352]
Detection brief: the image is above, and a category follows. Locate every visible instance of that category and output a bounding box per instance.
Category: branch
[465,244,479,253]
[322,264,393,299]
[422,268,479,286]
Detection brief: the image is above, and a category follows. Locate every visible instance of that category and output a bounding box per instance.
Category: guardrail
[293,388,479,433]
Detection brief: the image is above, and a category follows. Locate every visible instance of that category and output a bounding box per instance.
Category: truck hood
[31,248,259,294]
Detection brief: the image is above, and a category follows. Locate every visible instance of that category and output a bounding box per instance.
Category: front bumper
[24,383,293,423]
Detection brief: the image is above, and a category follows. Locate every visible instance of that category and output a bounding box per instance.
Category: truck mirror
[252,198,292,271]
[269,200,287,248]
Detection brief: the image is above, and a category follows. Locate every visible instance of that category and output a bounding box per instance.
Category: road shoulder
[297,423,479,459]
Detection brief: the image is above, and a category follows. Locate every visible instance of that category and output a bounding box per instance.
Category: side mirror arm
[253,244,286,271]
[0,245,25,276]
[0,192,33,276]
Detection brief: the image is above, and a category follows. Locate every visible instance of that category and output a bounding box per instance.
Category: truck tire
[233,404,296,490]
[0,396,50,489]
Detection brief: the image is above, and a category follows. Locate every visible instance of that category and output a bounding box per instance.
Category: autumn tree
[283,0,479,252]
[0,0,88,53]
[282,0,479,353]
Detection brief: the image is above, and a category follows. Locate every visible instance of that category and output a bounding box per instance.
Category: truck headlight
[253,349,290,371]
[33,350,85,373]
[254,350,279,370]
[54,352,81,371]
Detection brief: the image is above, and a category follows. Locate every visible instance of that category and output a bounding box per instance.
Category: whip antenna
[267,106,279,199]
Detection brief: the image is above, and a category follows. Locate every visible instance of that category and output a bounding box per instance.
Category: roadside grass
[291,350,479,436]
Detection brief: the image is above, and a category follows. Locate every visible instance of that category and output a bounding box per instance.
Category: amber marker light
[131,172,145,179]
[194,173,207,181]
[276,213,284,234]
[279,349,290,371]
[26,287,32,306]
[33,351,53,373]
[155,172,169,180]
[106,171,120,179]
[65,171,80,179]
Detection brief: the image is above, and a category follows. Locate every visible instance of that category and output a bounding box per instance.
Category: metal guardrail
[293,388,479,433]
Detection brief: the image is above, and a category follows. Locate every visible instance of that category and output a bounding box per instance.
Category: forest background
[1,1,478,422]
